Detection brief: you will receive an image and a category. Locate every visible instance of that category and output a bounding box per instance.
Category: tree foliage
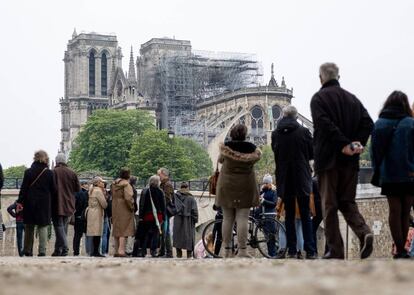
[69,109,155,177]
[3,165,27,178]
[254,145,275,182]
[128,130,212,182]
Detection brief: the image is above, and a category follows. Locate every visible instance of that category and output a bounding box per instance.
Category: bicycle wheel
[202,220,223,258]
[254,218,286,258]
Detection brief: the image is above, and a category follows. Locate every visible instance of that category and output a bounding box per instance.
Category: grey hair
[55,152,66,164]
[283,105,298,118]
[149,175,161,188]
[319,62,339,82]
[157,167,169,177]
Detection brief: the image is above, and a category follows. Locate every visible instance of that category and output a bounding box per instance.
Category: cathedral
[59,30,303,159]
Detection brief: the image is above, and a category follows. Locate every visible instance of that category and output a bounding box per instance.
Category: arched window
[89,51,96,96]
[250,106,264,135]
[272,105,283,128]
[101,53,107,96]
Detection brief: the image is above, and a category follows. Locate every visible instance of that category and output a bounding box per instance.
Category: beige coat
[111,179,135,237]
[215,143,262,209]
[86,186,108,236]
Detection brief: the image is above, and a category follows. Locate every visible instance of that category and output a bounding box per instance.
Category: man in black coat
[271,105,316,259]
[310,62,374,259]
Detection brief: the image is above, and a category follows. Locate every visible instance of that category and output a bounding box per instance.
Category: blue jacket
[260,187,277,213]
[371,108,414,184]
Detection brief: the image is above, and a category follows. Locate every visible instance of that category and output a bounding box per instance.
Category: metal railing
[2,177,210,191]
[2,168,374,190]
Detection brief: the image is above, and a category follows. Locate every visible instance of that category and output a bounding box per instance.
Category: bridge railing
[2,178,210,191]
[2,168,373,190]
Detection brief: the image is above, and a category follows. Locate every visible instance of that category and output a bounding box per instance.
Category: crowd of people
[0,154,199,258]
[1,62,414,260]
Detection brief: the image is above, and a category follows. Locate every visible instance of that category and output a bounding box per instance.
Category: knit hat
[262,174,273,184]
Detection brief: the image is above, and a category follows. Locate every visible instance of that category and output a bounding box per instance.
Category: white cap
[262,174,273,184]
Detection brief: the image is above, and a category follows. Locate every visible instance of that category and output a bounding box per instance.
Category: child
[194,233,214,258]
[7,201,24,256]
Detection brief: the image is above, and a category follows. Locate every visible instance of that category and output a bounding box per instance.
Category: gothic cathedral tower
[60,29,122,156]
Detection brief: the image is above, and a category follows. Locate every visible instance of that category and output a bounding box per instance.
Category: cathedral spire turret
[72,28,77,39]
[128,46,137,84]
[268,63,278,87]
[281,76,286,88]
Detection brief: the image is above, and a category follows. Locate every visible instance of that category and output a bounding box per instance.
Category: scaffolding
[155,50,263,134]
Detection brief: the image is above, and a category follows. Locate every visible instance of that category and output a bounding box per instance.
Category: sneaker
[38,253,46,257]
[286,252,297,259]
[236,248,252,258]
[274,249,286,259]
[305,253,317,260]
[360,233,374,259]
[296,251,304,260]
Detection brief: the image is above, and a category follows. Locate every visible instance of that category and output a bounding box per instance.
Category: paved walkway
[0,257,412,295]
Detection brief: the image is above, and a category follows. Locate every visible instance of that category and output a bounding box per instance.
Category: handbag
[371,119,402,187]
[208,161,220,195]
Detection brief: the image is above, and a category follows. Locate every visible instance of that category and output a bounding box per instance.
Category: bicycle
[202,208,287,258]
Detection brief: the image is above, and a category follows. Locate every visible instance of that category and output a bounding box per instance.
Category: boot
[224,247,234,258]
[236,248,252,258]
[187,250,193,259]
[176,248,183,258]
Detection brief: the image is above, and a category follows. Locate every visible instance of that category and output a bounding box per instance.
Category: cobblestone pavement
[0,257,413,295]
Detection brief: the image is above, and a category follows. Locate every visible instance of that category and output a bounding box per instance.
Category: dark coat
[215,142,261,209]
[173,189,199,250]
[0,163,3,190]
[310,79,373,173]
[271,117,313,199]
[139,187,166,224]
[371,106,414,185]
[18,162,55,226]
[260,187,277,213]
[53,163,80,217]
[74,188,88,219]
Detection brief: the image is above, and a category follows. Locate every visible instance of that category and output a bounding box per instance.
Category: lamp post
[167,130,175,185]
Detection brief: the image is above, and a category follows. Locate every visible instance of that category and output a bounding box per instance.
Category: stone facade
[60,31,156,157]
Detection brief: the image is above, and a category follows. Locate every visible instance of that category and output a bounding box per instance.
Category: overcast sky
[1,0,413,168]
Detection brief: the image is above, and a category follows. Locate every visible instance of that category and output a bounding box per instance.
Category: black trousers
[284,195,315,255]
[319,165,371,257]
[134,221,159,257]
[91,236,101,256]
[73,219,85,255]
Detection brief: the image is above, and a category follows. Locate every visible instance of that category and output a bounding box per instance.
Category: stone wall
[0,186,398,258]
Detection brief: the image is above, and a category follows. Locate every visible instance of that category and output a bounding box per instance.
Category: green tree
[69,109,155,177]
[3,165,27,178]
[254,145,275,182]
[360,137,372,166]
[128,130,212,182]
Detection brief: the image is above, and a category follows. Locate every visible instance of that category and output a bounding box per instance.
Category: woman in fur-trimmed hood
[215,124,262,258]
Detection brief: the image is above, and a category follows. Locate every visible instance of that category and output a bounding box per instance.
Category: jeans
[16,221,25,257]
[85,236,93,255]
[24,224,48,256]
[263,218,277,257]
[101,217,110,255]
[284,195,315,255]
[159,217,172,257]
[409,235,414,257]
[279,219,304,251]
[53,216,69,254]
